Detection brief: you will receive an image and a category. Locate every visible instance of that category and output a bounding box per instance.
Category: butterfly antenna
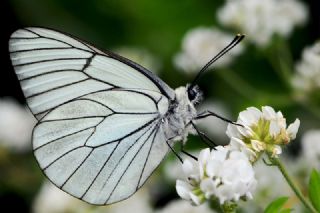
[188,34,245,91]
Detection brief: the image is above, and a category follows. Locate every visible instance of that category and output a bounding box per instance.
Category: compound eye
[188,88,197,101]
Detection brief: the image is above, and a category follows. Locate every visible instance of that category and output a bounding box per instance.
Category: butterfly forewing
[9,27,174,120]
[9,27,173,204]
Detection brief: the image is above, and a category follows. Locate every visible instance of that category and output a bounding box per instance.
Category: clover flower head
[176,147,256,205]
[218,0,308,46]
[292,41,320,94]
[226,106,300,160]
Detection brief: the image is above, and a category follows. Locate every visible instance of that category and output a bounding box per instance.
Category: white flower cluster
[176,147,256,205]
[227,106,300,159]
[292,41,320,93]
[176,106,300,206]
[218,0,308,46]
[0,98,36,152]
[174,27,243,73]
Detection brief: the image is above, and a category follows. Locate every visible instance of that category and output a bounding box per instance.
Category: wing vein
[80,141,121,199]
[26,28,95,53]
[41,115,109,122]
[33,126,95,151]
[80,118,157,200]
[14,58,90,67]
[26,78,90,99]
[105,123,159,204]
[93,117,158,148]
[137,122,161,189]
[20,69,82,81]
[35,88,117,118]
[81,55,118,88]
[43,146,84,170]
[60,148,94,188]
[77,98,115,112]
[10,47,75,54]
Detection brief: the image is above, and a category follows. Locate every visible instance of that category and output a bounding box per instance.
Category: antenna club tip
[236,33,246,37]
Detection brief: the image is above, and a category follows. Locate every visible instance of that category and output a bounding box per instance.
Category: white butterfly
[9,27,243,205]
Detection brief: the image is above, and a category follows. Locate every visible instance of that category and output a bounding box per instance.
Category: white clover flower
[156,200,214,213]
[226,106,300,160]
[114,47,161,74]
[0,98,36,152]
[176,147,256,205]
[301,130,320,169]
[174,27,243,73]
[218,0,308,46]
[292,41,320,94]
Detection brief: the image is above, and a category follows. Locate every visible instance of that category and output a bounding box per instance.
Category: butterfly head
[186,84,203,106]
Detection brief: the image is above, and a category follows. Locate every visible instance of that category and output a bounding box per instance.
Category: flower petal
[269,120,281,136]
[176,180,193,200]
[206,160,221,178]
[198,148,210,164]
[287,119,300,139]
[200,178,217,197]
[271,145,282,157]
[189,192,202,206]
[262,106,277,120]
[182,159,196,175]
[239,107,261,126]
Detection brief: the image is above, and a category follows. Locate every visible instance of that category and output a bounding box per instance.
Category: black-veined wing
[9,27,174,120]
[32,89,170,205]
[9,27,174,205]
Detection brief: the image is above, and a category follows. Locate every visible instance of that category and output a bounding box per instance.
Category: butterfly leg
[165,137,197,162]
[180,143,198,161]
[195,110,243,127]
[190,121,217,149]
[165,139,183,163]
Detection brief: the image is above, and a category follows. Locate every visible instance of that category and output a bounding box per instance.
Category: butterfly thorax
[161,86,202,143]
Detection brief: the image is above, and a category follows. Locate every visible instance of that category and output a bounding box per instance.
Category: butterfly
[9,27,244,205]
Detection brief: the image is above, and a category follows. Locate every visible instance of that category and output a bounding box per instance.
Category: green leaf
[309,169,320,212]
[264,197,289,213]
[279,209,292,213]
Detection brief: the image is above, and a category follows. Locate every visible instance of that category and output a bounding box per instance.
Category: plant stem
[269,156,317,213]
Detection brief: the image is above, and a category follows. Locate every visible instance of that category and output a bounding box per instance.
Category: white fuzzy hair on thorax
[161,86,198,144]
